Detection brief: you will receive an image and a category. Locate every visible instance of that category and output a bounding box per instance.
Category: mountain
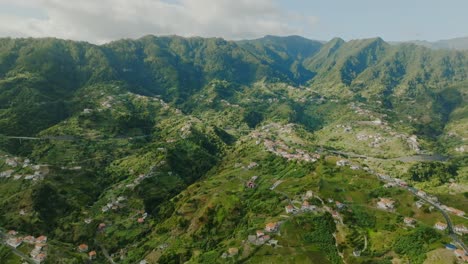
[396,36,468,50]
[0,35,467,264]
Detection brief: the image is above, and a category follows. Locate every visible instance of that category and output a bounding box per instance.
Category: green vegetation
[0,35,466,263]
[393,227,441,264]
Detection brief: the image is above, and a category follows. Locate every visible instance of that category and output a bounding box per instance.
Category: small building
[302,200,315,211]
[285,205,295,214]
[7,230,18,236]
[78,244,89,252]
[137,218,145,223]
[404,217,416,225]
[454,249,466,258]
[35,253,47,263]
[265,222,278,232]
[384,182,397,188]
[6,238,22,248]
[305,190,313,198]
[228,247,239,256]
[247,162,258,169]
[23,235,35,244]
[454,225,468,234]
[98,223,106,230]
[331,211,340,219]
[434,221,448,231]
[267,239,278,246]
[36,236,47,243]
[35,243,47,251]
[336,160,349,167]
[246,181,256,188]
[247,235,257,244]
[446,207,465,217]
[258,235,270,244]
[89,251,97,260]
[417,190,427,197]
[84,218,92,224]
[415,200,425,208]
[335,201,346,210]
[377,198,395,210]
[256,230,264,238]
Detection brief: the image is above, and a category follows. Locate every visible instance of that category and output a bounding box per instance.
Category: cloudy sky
[0,0,466,44]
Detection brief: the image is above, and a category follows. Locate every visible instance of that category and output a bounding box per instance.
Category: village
[337,157,468,261]
[249,123,322,163]
[225,155,468,262]
[2,230,48,263]
[0,155,49,181]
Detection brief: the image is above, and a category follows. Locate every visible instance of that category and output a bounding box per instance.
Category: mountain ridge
[0,34,467,264]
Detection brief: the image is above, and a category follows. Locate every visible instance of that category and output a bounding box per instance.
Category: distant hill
[395,36,468,50]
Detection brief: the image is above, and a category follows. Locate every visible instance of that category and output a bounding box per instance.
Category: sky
[0,0,466,44]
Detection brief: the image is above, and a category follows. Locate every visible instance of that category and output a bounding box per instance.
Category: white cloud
[0,0,318,43]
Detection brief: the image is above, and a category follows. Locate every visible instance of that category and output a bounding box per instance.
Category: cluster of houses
[378,174,408,187]
[0,156,49,181]
[285,190,318,215]
[126,173,152,189]
[377,173,465,215]
[4,230,48,263]
[349,103,374,117]
[440,205,466,217]
[249,123,321,163]
[101,196,127,213]
[220,99,240,108]
[262,138,320,163]
[433,221,468,235]
[411,188,466,217]
[335,159,361,170]
[247,222,280,247]
[454,224,468,234]
[77,243,97,260]
[356,132,386,148]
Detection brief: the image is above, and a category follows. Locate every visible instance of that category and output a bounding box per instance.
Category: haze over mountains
[397,36,468,50]
[0,35,467,263]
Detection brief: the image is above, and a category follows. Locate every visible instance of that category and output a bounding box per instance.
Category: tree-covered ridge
[0,35,467,263]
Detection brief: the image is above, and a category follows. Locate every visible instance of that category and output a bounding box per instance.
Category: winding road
[406,188,468,254]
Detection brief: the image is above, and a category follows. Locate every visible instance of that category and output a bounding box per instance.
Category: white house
[377,198,395,210]
[434,222,448,231]
[454,225,468,234]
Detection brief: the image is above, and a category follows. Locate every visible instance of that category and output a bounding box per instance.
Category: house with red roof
[265,222,278,232]
[78,244,89,252]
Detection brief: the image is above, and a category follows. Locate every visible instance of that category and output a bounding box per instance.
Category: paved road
[406,188,468,254]
[329,150,448,162]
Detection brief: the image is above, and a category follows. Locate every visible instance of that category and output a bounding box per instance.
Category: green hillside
[0,35,466,264]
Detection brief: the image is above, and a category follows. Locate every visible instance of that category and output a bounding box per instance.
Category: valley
[0,35,467,263]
